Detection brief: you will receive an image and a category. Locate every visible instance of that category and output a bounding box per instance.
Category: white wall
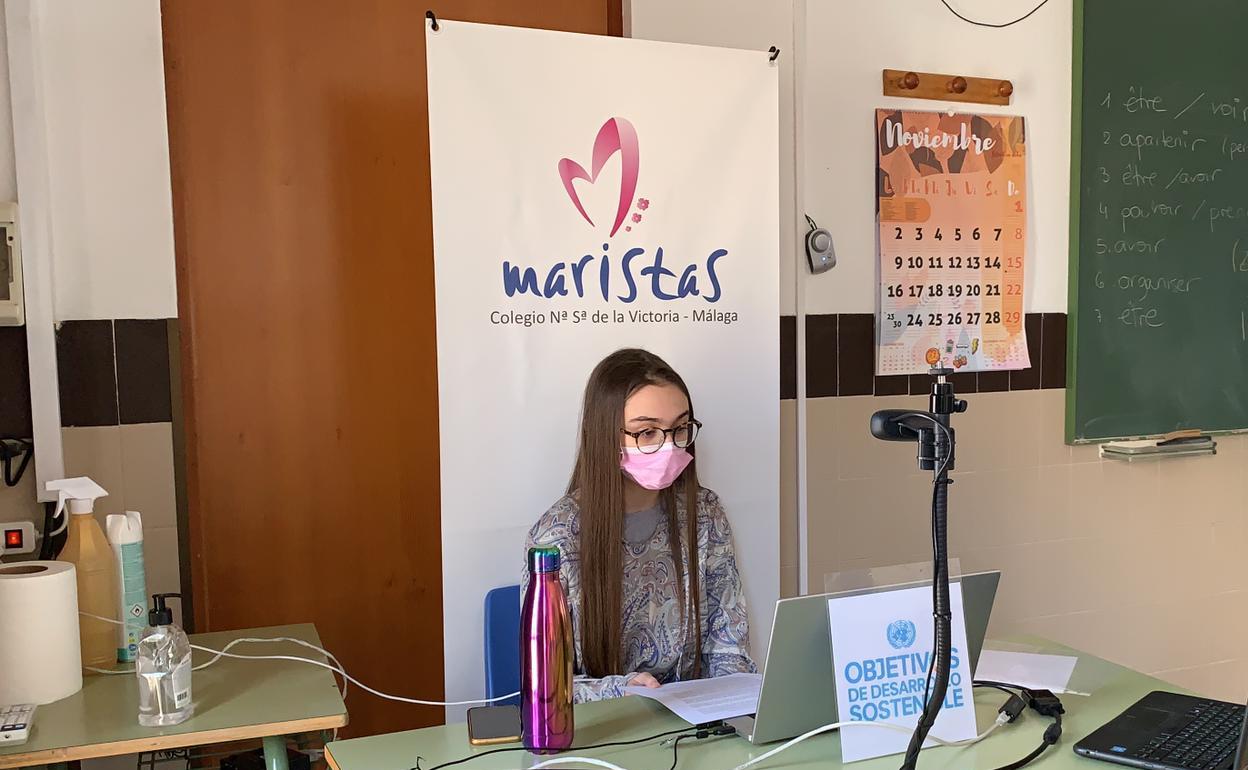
[632,0,1074,317]
[630,0,799,316]
[0,6,16,200]
[39,0,176,321]
[802,0,1072,314]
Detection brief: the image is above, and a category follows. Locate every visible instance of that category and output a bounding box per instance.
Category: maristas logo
[558,118,639,238]
[501,116,726,303]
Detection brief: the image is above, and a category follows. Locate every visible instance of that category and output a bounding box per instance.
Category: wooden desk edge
[0,713,349,769]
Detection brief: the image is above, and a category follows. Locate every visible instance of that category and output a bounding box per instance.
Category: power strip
[0,521,36,556]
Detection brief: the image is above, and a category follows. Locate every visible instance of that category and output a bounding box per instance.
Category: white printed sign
[426,21,780,718]
[827,584,977,762]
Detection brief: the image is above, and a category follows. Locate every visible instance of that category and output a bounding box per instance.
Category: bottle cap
[528,546,560,574]
[149,593,179,626]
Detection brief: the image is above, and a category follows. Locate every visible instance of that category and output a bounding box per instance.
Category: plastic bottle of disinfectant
[106,511,147,663]
[47,477,119,671]
[137,593,193,727]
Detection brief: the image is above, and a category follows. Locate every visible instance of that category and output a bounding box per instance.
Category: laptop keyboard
[1134,700,1246,770]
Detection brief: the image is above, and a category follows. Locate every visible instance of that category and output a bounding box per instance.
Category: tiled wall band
[56,319,177,427]
[799,312,1068,398]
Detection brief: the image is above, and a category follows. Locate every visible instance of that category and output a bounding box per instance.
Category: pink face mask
[620,443,693,490]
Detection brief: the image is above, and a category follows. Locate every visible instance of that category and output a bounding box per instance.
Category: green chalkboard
[1068,0,1248,442]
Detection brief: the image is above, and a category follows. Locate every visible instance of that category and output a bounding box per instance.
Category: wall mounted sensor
[804,214,835,274]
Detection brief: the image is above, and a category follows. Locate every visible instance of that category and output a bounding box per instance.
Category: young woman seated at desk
[525,348,755,702]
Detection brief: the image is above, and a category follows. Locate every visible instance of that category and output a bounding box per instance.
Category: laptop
[726,569,1001,745]
[1075,691,1248,770]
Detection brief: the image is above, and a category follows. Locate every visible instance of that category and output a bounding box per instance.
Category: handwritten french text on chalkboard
[1069,0,1248,441]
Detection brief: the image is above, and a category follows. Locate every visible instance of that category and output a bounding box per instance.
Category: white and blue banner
[827,584,978,762]
[426,20,780,717]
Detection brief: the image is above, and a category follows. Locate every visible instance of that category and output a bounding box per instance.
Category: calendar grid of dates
[877,220,1029,375]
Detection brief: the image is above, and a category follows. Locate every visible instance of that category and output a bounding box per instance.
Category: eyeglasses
[620,420,702,454]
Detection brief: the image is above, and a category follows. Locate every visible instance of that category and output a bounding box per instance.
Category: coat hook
[883,68,1012,106]
[426,10,439,31]
[768,46,780,62]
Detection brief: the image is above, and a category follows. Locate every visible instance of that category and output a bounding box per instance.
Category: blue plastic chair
[484,585,522,706]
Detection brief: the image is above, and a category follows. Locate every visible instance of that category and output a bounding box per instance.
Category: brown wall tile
[978,370,1010,392]
[874,375,909,396]
[780,315,796,400]
[57,320,119,427]
[950,371,977,394]
[0,327,32,437]
[116,319,173,423]
[837,314,873,396]
[806,314,837,398]
[1041,313,1068,389]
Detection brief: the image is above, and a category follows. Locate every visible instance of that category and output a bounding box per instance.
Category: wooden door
[162,0,618,737]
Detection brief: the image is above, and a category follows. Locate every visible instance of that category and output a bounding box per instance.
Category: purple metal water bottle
[521,546,574,753]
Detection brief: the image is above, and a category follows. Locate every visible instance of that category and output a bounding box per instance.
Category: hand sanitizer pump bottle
[136,593,194,726]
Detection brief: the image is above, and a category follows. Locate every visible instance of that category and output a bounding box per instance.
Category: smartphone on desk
[467,705,522,746]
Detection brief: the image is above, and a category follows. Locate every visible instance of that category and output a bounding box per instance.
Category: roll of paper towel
[0,561,84,704]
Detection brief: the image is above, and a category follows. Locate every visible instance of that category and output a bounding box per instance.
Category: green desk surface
[0,623,347,769]
[326,639,1175,770]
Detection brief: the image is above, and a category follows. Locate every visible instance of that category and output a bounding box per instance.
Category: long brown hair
[568,348,702,679]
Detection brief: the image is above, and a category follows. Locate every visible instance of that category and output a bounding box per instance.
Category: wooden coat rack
[883,69,1013,106]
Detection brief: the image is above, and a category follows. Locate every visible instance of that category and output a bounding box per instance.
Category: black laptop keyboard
[1134,700,1246,770]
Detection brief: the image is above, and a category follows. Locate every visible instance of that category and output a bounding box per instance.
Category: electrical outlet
[0,522,36,556]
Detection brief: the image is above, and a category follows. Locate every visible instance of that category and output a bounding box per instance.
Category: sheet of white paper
[623,672,762,724]
[828,583,979,763]
[975,650,1078,693]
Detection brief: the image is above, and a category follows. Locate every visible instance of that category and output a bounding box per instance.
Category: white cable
[510,724,1000,770]
[530,757,633,770]
[81,611,125,626]
[946,713,1007,746]
[83,612,349,695]
[189,644,519,706]
[46,508,67,538]
[191,637,348,693]
[731,716,1004,770]
[80,610,517,707]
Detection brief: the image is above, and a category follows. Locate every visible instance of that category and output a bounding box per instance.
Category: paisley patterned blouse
[523,487,756,702]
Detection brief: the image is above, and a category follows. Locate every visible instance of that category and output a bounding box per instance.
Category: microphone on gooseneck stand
[870,368,967,770]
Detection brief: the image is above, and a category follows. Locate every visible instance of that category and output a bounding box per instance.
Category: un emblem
[886,619,917,650]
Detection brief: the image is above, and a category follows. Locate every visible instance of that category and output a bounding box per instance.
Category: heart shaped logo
[557,117,639,238]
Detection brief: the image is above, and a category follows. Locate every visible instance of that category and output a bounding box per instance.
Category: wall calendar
[875,109,1030,375]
